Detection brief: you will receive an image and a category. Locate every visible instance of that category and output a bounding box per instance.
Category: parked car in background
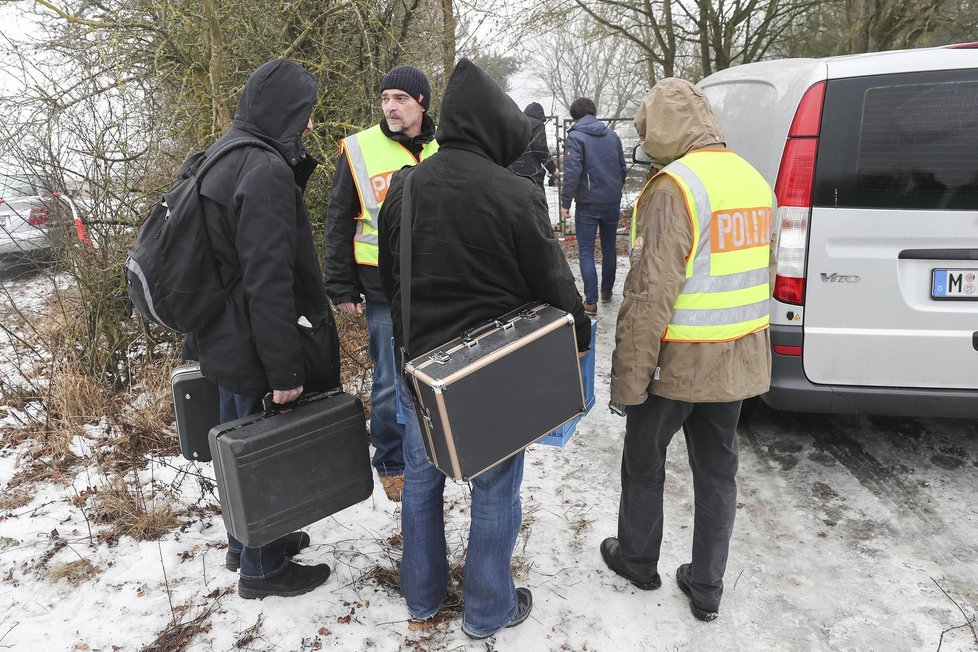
[698,43,978,418]
[0,171,77,274]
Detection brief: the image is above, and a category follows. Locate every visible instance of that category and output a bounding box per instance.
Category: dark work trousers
[218,387,289,580]
[618,393,742,611]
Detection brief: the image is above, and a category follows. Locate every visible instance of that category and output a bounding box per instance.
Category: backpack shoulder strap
[195,138,280,179]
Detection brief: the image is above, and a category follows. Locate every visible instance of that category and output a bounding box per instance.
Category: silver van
[699,44,978,418]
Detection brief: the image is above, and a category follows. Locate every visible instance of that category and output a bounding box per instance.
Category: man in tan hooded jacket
[599,78,775,622]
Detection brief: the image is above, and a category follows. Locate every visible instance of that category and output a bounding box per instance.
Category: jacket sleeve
[377,172,402,304]
[323,152,364,305]
[545,153,557,177]
[529,123,551,170]
[561,133,584,210]
[234,157,304,390]
[609,178,691,405]
[617,134,628,185]
[515,184,591,350]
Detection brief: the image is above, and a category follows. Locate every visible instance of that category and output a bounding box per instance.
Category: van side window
[814,69,978,211]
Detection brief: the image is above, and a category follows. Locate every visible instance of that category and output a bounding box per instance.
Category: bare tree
[530,18,648,117]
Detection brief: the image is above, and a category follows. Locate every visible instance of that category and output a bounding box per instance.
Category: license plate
[932,268,978,300]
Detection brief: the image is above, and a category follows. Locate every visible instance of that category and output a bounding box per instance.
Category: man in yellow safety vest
[600,78,776,622]
[323,66,439,501]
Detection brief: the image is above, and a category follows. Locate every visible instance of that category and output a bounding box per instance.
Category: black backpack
[125,138,277,332]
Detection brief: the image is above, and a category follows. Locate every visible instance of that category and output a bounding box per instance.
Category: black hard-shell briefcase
[171,364,220,462]
[404,301,585,481]
[208,391,373,548]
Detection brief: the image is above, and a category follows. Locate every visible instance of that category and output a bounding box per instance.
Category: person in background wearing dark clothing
[560,97,627,317]
[194,60,334,600]
[508,102,558,189]
[323,66,439,502]
[377,60,591,639]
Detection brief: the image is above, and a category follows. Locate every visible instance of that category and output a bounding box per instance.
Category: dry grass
[48,558,99,584]
[140,588,233,652]
[335,310,372,408]
[106,358,181,469]
[90,476,180,541]
[0,488,32,512]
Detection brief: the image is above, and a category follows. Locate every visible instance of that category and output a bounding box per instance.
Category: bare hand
[272,386,303,404]
[560,208,570,220]
[337,302,363,314]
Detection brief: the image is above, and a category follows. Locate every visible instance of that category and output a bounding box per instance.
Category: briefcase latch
[518,308,538,320]
[429,351,451,365]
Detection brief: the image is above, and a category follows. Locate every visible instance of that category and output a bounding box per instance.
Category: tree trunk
[202,0,231,134]
[847,0,871,53]
[441,0,456,74]
[697,0,712,76]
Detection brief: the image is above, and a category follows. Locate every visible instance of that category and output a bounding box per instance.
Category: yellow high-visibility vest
[341,125,439,266]
[631,150,773,342]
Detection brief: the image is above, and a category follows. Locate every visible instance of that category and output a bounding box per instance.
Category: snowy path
[1,258,977,651]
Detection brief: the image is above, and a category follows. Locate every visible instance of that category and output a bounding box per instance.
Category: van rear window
[814,69,978,210]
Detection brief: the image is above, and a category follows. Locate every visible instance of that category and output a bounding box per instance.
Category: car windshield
[0,174,36,199]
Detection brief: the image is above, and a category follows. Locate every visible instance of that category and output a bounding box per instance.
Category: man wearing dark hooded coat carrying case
[377,59,591,639]
[194,59,335,600]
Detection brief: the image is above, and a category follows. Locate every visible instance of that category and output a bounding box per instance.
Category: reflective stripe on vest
[631,150,773,342]
[342,125,439,266]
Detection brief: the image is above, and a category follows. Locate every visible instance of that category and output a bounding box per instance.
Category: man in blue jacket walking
[560,97,627,316]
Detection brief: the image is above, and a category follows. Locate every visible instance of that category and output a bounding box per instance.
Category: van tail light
[772,81,825,306]
[773,345,803,356]
[28,208,50,225]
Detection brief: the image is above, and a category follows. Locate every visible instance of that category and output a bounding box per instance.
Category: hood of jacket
[524,102,545,122]
[634,77,725,168]
[436,59,531,167]
[569,113,610,138]
[232,60,317,166]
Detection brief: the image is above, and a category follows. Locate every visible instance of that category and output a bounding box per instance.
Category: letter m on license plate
[932,268,978,300]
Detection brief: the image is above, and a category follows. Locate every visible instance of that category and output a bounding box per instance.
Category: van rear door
[804,67,978,390]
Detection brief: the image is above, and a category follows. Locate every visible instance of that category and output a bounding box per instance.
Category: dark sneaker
[462,587,533,639]
[226,531,311,572]
[600,537,661,590]
[583,302,597,316]
[676,563,719,622]
[600,291,612,302]
[237,560,331,600]
[506,587,533,629]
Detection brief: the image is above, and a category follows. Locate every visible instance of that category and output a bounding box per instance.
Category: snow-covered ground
[1,258,977,651]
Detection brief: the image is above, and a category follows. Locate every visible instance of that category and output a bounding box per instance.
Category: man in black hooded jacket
[508,102,558,188]
[378,59,590,639]
[194,59,334,600]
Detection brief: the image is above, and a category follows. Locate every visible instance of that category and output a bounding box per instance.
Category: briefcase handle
[262,388,342,415]
[461,319,504,344]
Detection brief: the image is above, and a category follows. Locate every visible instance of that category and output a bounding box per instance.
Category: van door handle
[898,249,978,260]
[974,332,978,352]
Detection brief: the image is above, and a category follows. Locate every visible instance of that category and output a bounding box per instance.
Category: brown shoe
[380,475,404,502]
[583,302,597,316]
[600,291,612,302]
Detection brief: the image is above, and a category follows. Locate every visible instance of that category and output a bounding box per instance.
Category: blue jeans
[365,299,405,476]
[575,207,619,304]
[397,377,525,637]
[218,387,288,580]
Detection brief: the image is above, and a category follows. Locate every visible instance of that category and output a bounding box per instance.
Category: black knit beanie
[379,66,431,111]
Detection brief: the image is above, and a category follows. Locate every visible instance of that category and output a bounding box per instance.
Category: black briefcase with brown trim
[404,301,585,481]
